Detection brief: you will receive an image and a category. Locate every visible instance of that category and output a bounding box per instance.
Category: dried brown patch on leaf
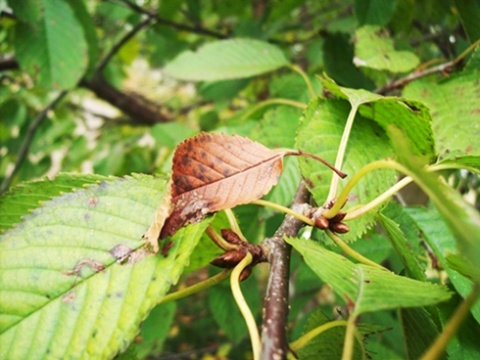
[161,133,285,238]
[62,259,105,276]
[143,180,173,252]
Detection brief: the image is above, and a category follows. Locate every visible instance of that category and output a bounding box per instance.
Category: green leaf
[454,0,480,42]
[0,173,108,234]
[286,237,451,316]
[399,307,440,359]
[0,175,209,359]
[6,0,42,23]
[321,76,436,162]
[390,129,480,275]
[355,0,397,26]
[354,26,419,73]
[13,0,88,89]
[405,206,480,322]
[163,39,289,81]
[130,302,177,358]
[446,254,480,282]
[295,97,396,241]
[296,310,362,360]
[378,211,426,281]
[323,32,375,89]
[197,79,250,101]
[65,0,99,74]
[403,70,480,161]
[249,106,303,217]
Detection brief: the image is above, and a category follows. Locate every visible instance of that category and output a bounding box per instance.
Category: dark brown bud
[210,250,245,268]
[329,222,350,234]
[221,229,244,245]
[330,211,346,222]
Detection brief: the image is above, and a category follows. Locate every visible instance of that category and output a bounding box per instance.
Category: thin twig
[112,0,227,39]
[0,90,69,195]
[260,182,310,360]
[95,15,156,75]
[375,39,480,94]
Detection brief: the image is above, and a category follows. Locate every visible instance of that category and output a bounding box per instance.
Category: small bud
[330,212,346,222]
[314,215,329,230]
[210,250,245,268]
[239,266,252,281]
[221,229,244,245]
[329,222,350,234]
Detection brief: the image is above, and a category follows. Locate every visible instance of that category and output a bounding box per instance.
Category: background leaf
[355,0,397,26]
[163,39,289,81]
[208,272,261,344]
[0,175,208,359]
[354,25,419,73]
[12,0,88,89]
[453,0,480,42]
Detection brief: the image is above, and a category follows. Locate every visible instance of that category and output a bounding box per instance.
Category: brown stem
[375,39,479,95]
[260,182,310,359]
[81,76,173,124]
[287,150,347,179]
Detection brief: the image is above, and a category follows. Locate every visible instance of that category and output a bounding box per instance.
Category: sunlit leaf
[164,39,289,81]
[0,173,108,234]
[0,175,208,359]
[12,0,88,89]
[354,25,419,73]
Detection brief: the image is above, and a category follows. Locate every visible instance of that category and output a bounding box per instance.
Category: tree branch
[375,60,458,94]
[0,90,69,195]
[260,182,310,360]
[80,76,173,124]
[375,39,479,94]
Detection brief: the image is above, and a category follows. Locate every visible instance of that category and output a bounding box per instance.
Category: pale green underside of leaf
[295,97,396,241]
[354,25,419,73]
[378,213,426,281]
[14,0,88,89]
[0,173,109,234]
[163,39,289,81]
[403,70,480,161]
[286,237,451,316]
[321,76,436,162]
[0,175,208,359]
[405,206,480,323]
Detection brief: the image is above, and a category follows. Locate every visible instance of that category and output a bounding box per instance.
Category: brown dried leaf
[161,133,285,238]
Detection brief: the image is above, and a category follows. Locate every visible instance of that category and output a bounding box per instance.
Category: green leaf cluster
[1,0,480,359]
